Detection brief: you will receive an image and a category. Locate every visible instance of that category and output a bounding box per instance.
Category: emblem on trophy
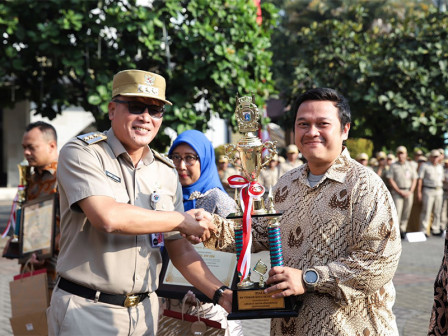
[225,95,299,319]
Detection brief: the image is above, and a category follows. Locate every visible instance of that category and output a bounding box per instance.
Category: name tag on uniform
[106,170,121,183]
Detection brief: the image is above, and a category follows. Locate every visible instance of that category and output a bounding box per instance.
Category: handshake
[180,208,216,244]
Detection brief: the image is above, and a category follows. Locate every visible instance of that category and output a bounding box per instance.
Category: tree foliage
[0,0,277,150]
[269,0,448,152]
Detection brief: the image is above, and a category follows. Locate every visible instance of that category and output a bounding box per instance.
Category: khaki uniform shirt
[220,166,241,195]
[278,159,303,177]
[418,162,444,189]
[206,148,401,335]
[56,129,183,295]
[258,167,279,190]
[386,160,417,190]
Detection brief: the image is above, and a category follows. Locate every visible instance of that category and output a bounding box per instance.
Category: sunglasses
[113,99,165,119]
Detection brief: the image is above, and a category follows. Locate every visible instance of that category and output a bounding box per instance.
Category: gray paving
[0,197,444,335]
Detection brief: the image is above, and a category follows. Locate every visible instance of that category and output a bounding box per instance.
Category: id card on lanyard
[150,190,164,248]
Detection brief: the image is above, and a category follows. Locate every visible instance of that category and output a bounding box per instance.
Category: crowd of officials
[356,147,447,238]
[220,142,448,240]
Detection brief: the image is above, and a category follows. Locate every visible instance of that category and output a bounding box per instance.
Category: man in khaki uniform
[278,144,303,176]
[386,146,417,238]
[217,155,234,195]
[47,70,232,335]
[417,149,444,236]
[356,152,369,167]
[259,154,280,190]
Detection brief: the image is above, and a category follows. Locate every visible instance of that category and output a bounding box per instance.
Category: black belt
[423,186,440,189]
[58,277,148,308]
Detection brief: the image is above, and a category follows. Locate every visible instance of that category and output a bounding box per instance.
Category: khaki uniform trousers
[420,187,443,234]
[47,285,159,336]
[391,190,414,233]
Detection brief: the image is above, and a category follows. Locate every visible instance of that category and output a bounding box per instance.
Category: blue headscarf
[168,130,225,211]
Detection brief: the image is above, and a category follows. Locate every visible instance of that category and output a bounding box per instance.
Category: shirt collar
[35,161,58,176]
[295,147,351,187]
[105,128,154,166]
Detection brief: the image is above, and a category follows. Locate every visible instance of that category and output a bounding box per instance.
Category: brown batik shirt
[205,148,401,335]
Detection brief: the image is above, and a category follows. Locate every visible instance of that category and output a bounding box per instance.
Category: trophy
[3,160,29,259]
[14,160,30,238]
[225,95,300,319]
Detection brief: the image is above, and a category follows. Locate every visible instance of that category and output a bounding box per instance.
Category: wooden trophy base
[227,283,302,320]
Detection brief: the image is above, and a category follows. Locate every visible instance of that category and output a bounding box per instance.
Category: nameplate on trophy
[236,289,285,310]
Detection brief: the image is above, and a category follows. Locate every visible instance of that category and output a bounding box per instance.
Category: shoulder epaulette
[152,149,175,168]
[77,132,107,145]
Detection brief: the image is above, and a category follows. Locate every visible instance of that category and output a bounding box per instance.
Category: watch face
[305,270,318,284]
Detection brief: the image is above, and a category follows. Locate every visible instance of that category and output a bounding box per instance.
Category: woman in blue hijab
[168,130,242,336]
[168,130,236,217]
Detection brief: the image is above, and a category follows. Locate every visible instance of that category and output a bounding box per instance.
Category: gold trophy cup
[225,95,300,320]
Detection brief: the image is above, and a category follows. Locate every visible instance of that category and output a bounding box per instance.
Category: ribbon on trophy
[227,175,265,282]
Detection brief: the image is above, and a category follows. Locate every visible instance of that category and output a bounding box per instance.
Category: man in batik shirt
[22,121,59,287]
[204,88,402,335]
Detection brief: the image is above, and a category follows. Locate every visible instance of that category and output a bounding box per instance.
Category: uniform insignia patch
[152,150,175,168]
[144,74,155,86]
[77,132,107,145]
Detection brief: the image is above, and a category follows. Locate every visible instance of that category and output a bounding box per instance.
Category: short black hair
[26,121,57,143]
[291,88,351,131]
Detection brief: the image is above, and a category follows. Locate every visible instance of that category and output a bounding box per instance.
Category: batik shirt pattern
[205,148,401,335]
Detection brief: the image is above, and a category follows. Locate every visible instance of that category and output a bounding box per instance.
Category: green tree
[0,0,277,150]
[269,0,448,151]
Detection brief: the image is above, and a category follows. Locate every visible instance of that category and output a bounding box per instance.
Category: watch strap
[212,285,229,305]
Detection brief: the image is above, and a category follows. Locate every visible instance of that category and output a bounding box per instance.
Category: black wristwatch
[303,268,319,292]
[212,285,229,305]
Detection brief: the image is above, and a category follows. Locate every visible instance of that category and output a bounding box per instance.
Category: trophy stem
[268,218,284,267]
[237,276,254,289]
[235,224,243,261]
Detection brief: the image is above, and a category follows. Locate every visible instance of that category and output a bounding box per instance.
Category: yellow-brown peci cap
[396,146,407,154]
[112,70,172,105]
[286,144,299,154]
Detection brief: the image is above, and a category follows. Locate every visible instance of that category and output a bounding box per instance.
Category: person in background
[417,149,444,236]
[411,149,424,170]
[387,153,396,166]
[356,152,369,166]
[217,155,234,196]
[259,154,280,190]
[374,151,389,186]
[202,87,401,335]
[278,144,303,177]
[2,121,59,289]
[368,157,378,169]
[167,129,242,336]
[47,70,231,336]
[386,146,417,239]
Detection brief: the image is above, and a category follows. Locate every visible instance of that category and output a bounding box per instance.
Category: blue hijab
[168,130,225,211]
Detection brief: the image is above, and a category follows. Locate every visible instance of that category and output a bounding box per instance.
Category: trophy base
[227,283,302,320]
[2,239,20,259]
